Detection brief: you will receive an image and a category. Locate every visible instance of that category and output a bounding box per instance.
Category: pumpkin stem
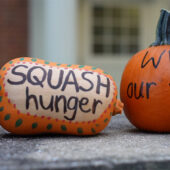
[112,99,124,116]
[150,9,170,46]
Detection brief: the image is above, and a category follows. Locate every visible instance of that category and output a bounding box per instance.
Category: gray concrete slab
[0,114,170,170]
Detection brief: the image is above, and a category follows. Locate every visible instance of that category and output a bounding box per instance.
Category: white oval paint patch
[4,62,115,122]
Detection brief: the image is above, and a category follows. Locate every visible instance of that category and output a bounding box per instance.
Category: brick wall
[0,0,28,67]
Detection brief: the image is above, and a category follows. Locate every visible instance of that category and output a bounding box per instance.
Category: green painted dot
[0,96,2,102]
[20,58,24,61]
[92,67,97,70]
[77,128,83,134]
[4,114,10,121]
[9,61,13,64]
[67,64,72,67]
[56,64,61,66]
[61,125,67,131]
[79,65,85,68]
[31,58,37,62]
[0,86,1,90]
[104,118,109,123]
[47,124,52,130]
[45,61,49,64]
[32,122,38,129]
[15,119,23,127]
[104,71,108,74]
[91,128,96,134]
[0,107,4,112]
[2,67,6,71]
[96,124,100,127]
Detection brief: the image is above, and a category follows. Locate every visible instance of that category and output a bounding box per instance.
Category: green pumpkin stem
[150,9,170,46]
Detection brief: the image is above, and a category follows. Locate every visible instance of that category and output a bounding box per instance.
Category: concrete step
[0,114,170,170]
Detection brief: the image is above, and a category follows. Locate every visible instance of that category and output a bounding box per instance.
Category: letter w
[141,50,166,69]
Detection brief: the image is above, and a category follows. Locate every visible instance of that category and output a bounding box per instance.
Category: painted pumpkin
[120,9,170,132]
[0,57,123,135]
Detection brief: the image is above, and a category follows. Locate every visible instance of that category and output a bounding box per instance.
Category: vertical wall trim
[29,0,78,64]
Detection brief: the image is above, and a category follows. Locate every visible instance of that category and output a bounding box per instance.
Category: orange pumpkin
[0,57,123,135]
[120,9,170,132]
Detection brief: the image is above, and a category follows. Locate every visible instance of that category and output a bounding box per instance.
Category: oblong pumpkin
[0,57,123,135]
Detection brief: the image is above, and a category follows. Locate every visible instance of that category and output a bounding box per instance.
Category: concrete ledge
[0,114,170,170]
[1,158,170,170]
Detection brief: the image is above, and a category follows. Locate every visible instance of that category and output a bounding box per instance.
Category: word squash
[0,57,123,135]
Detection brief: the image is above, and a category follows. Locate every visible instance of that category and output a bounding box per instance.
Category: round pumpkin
[120,9,170,132]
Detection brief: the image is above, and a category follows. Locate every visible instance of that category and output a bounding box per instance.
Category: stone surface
[0,114,170,170]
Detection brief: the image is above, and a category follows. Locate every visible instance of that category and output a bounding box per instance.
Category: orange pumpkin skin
[120,45,170,132]
[0,57,123,135]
